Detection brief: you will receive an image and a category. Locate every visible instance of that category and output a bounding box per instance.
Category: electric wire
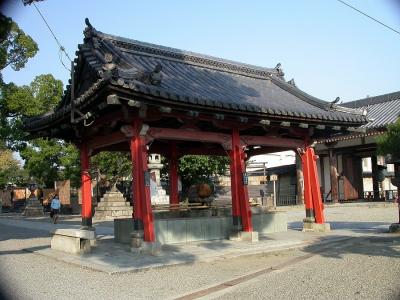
[30,1,73,71]
[335,0,400,37]
[58,48,71,72]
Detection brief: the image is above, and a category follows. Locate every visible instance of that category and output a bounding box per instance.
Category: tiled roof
[24,19,368,130]
[342,91,400,129]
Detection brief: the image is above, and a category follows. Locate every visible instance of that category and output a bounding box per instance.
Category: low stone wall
[114,211,287,245]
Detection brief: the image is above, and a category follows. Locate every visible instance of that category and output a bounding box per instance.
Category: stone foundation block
[302,222,331,232]
[50,229,96,254]
[229,230,242,241]
[239,231,259,242]
[131,231,144,248]
[131,241,161,256]
[389,223,400,233]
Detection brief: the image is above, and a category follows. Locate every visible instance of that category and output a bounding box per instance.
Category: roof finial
[85,18,93,29]
[275,63,284,77]
[288,78,296,87]
[329,97,340,109]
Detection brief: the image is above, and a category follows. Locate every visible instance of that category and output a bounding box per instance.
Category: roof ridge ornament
[84,18,98,40]
[275,63,285,77]
[328,96,367,116]
[329,97,340,109]
[287,78,296,87]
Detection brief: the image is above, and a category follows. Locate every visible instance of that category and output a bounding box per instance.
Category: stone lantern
[23,181,44,217]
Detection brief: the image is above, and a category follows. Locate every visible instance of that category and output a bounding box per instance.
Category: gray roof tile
[342,91,400,129]
[24,20,369,131]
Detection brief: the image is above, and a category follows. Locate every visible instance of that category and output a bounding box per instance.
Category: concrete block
[186,218,205,242]
[258,212,288,234]
[51,234,81,254]
[114,218,134,244]
[274,213,288,232]
[389,223,400,233]
[131,231,144,248]
[167,219,187,244]
[240,231,259,242]
[50,228,95,254]
[155,220,168,244]
[259,214,274,233]
[203,217,222,240]
[252,214,263,232]
[50,228,95,240]
[229,230,241,241]
[80,239,91,253]
[302,222,331,232]
[131,241,161,256]
[219,217,232,239]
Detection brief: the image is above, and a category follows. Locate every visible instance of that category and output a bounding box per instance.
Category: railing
[362,190,398,201]
[276,195,297,206]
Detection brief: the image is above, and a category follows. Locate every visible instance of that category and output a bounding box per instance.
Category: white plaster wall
[250,151,295,168]
[362,157,372,173]
[363,177,373,192]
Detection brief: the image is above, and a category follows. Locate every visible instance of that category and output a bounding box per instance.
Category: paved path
[0,205,398,299]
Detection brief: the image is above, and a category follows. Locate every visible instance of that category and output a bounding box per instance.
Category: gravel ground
[0,225,303,300]
[0,206,399,300]
[211,236,400,300]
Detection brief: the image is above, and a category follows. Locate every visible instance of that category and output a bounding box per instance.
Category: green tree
[0,142,28,187]
[0,13,78,188]
[0,13,38,73]
[174,155,229,189]
[90,151,132,181]
[0,74,63,149]
[20,139,80,187]
[377,119,400,159]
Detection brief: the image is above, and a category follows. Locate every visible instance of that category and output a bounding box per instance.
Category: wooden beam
[240,135,304,149]
[147,127,231,145]
[88,131,128,151]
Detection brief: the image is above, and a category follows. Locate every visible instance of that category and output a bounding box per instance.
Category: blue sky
[2,0,400,102]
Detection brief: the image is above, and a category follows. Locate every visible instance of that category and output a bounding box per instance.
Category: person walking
[50,194,61,224]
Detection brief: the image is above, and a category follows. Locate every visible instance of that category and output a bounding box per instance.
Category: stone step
[95,215,130,221]
[95,206,133,211]
[94,210,132,218]
[100,196,128,202]
[97,201,131,207]
[101,193,125,201]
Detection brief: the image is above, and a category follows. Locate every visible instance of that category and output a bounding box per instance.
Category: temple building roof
[342,91,400,130]
[23,19,368,139]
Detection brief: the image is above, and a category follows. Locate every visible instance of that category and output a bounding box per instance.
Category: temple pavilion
[23,19,368,245]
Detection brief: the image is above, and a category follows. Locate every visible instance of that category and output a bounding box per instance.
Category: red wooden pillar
[130,121,155,242]
[229,150,241,229]
[139,136,155,242]
[301,147,325,224]
[169,142,179,205]
[238,149,253,231]
[80,143,92,228]
[301,148,314,222]
[307,147,325,224]
[231,129,252,232]
[130,130,143,231]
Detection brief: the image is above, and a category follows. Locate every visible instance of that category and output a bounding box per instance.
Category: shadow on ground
[302,233,400,260]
